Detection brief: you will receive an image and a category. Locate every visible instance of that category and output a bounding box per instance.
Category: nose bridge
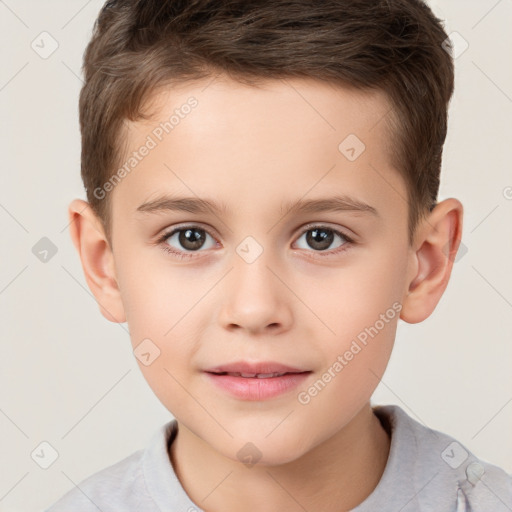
[218,234,292,333]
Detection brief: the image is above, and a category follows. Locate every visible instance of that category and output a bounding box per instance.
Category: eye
[294,225,353,254]
[158,226,217,258]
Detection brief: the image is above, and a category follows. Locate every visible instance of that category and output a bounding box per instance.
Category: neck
[170,403,390,512]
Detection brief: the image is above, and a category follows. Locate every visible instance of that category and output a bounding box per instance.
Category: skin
[68,76,463,511]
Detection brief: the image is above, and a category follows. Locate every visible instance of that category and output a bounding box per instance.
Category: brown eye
[306,228,335,251]
[163,227,216,252]
[295,226,352,253]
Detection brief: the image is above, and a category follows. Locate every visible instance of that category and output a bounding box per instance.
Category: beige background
[1,1,511,510]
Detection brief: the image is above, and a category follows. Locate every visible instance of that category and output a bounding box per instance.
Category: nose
[217,247,293,336]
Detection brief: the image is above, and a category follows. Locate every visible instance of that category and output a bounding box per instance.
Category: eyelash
[156,224,355,261]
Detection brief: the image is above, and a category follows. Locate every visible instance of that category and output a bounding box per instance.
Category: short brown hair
[79,0,454,244]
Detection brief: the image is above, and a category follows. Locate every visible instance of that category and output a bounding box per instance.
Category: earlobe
[400,198,464,324]
[68,199,127,324]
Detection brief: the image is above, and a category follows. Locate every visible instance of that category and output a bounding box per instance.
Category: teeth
[227,372,287,378]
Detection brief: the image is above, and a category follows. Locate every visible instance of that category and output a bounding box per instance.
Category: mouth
[206,361,309,375]
[204,361,312,400]
[208,371,297,378]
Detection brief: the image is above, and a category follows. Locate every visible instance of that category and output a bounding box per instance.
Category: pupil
[307,228,333,251]
[179,229,205,250]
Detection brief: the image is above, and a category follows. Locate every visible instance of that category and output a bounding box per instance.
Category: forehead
[112,76,405,226]
[136,76,393,151]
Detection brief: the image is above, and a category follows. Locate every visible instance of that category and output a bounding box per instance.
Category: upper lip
[205,361,309,374]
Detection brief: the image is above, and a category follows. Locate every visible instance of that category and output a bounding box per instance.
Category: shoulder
[45,421,177,512]
[371,404,512,512]
[45,449,147,512]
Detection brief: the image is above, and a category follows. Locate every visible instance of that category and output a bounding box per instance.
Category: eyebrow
[136,194,379,218]
[136,196,230,215]
[282,195,379,217]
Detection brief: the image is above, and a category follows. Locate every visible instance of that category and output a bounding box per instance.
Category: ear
[68,199,126,323]
[400,198,464,324]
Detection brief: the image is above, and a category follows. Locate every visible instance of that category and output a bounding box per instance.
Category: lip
[206,361,307,374]
[204,361,311,400]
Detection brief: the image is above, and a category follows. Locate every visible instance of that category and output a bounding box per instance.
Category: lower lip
[204,372,311,400]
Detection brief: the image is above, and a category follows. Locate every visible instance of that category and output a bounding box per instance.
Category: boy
[46,0,512,510]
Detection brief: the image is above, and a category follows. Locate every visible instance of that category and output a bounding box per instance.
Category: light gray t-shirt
[45,405,512,511]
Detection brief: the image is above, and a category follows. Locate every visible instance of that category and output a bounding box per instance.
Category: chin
[220,432,313,468]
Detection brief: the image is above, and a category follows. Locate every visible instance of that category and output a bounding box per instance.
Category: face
[109,77,411,464]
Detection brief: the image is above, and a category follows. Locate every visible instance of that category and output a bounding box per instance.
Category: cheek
[116,255,208,341]
[314,249,406,344]
[297,246,405,412]
[297,277,399,431]
[115,259,209,404]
